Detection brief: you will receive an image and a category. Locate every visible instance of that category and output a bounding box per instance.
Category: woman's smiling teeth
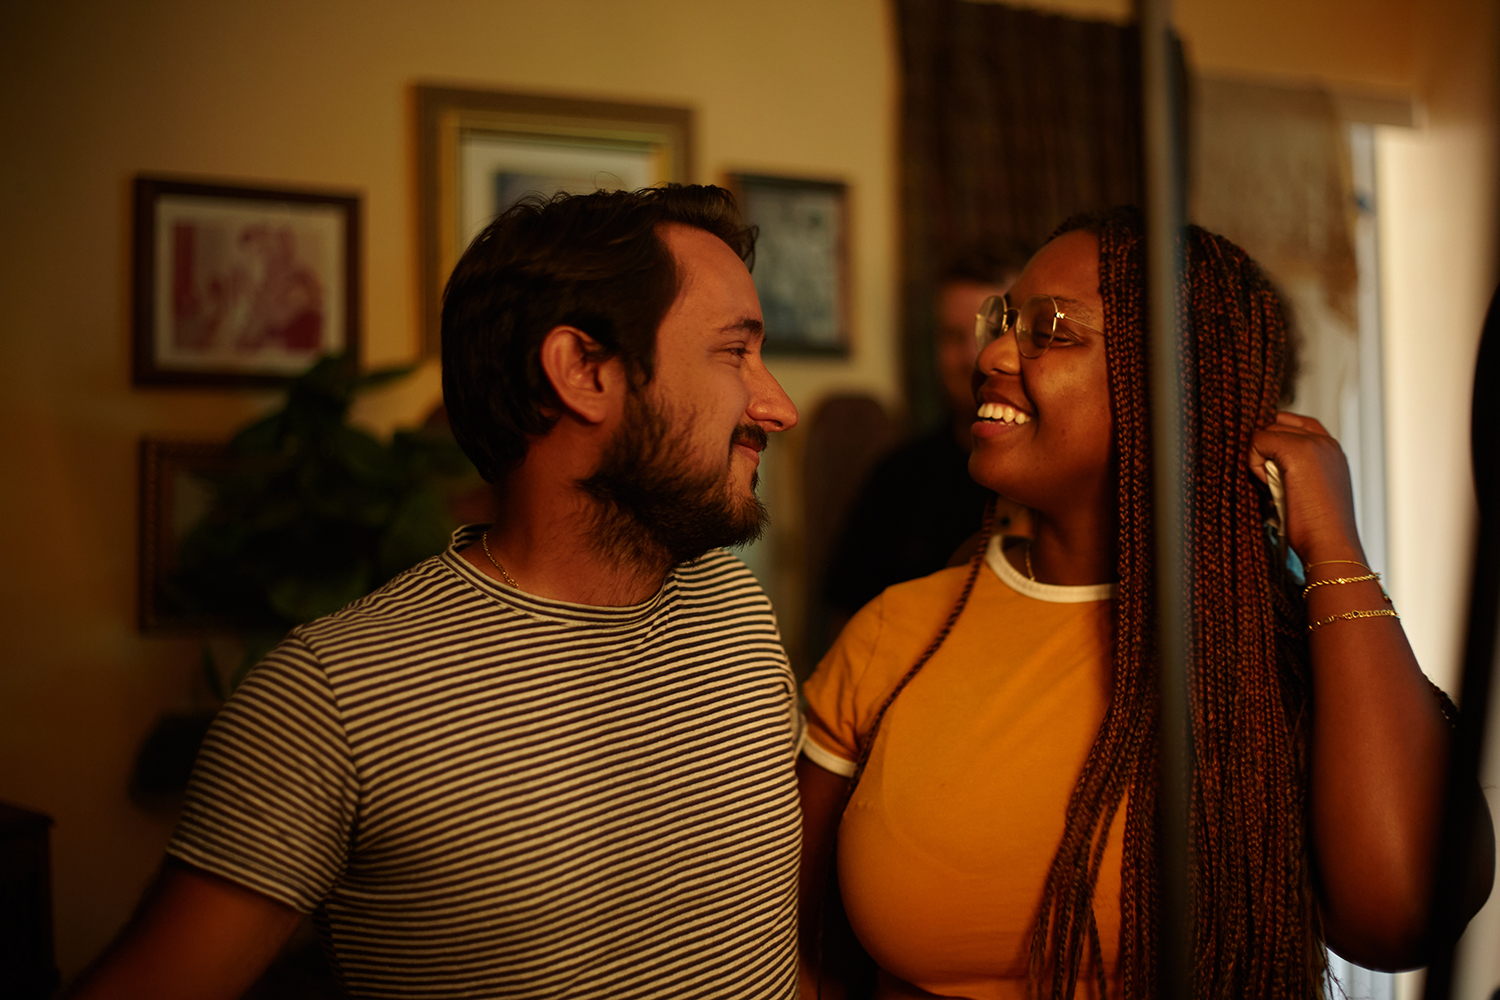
[977,401,1030,424]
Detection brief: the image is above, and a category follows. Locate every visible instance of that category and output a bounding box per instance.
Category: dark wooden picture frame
[416,86,694,356]
[138,438,230,630]
[132,176,361,387]
[728,173,851,357]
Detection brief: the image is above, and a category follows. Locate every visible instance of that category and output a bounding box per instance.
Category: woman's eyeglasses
[975,294,1104,359]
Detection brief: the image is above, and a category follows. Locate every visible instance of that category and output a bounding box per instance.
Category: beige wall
[1,0,1494,986]
[1380,0,1499,707]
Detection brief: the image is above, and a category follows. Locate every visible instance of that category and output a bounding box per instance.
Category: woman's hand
[1248,411,1365,565]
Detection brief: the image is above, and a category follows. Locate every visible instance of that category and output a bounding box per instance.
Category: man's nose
[747,365,798,432]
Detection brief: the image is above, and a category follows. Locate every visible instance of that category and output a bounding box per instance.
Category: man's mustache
[732,424,768,453]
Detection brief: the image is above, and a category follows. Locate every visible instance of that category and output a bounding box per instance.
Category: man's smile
[732,424,768,462]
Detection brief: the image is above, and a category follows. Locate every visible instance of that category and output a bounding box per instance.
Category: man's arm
[65,858,302,1000]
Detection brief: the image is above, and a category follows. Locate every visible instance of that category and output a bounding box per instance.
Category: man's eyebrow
[719,318,765,340]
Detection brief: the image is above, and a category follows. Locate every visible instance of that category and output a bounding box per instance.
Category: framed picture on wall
[138,438,230,630]
[728,173,850,356]
[416,86,695,355]
[131,177,361,387]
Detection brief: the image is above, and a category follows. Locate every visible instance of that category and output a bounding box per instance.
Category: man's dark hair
[442,184,757,483]
[938,240,1035,287]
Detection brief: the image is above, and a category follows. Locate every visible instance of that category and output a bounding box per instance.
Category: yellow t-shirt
[803,534,1124,1000]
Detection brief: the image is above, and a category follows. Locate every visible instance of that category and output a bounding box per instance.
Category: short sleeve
[167,635,358,912]
[768,601,806,762]
[801,594,887,777]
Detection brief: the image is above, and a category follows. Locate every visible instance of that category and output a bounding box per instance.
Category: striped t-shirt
[168,527,802,998]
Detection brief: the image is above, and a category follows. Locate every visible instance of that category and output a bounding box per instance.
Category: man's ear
[539,326,623,425]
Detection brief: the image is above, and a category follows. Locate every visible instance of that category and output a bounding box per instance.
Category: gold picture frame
[138,438,231,631]
[415,86,695,356]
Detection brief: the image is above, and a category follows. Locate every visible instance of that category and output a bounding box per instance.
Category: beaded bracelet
[1308,608,1400,631]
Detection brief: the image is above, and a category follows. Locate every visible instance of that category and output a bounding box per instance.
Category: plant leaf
[355,364,417,391]
[266,565,372,623]
[378,485,454,580]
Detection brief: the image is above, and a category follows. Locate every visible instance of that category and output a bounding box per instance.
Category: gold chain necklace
[480,530,521,589]
[1024,541,1037,581]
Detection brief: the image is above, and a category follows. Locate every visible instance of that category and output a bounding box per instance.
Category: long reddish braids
[1025,207,1321,999]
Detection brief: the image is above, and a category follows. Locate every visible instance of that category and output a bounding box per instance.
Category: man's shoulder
[262,544,778,687]
[291,550,476,648]
[672,548,774,610]
[674,546,760,587]
[284,545,772,658]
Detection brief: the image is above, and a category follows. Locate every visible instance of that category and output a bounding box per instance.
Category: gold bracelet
[1302,572,1380,596]
[1302,573,1392,604]
[1304,559,1370,571]
[1308,608,1400,631]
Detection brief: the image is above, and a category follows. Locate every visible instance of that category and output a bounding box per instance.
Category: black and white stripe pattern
[169,526,801,998]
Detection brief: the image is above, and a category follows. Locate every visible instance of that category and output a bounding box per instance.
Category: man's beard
[577,389,769,571]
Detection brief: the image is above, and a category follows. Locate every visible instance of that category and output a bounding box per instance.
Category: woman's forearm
[1302,540,1463,966]
[1249,413,1494,963]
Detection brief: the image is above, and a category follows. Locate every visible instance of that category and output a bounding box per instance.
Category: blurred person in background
[822,247,1033,634]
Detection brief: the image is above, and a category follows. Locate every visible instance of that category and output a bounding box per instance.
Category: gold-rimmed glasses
[974,294,1104,359]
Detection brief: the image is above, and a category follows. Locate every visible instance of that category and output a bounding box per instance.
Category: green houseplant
[172,354,478,687]
[132,355,479,799]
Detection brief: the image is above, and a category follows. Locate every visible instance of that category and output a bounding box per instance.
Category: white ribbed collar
[985,533,1116,603]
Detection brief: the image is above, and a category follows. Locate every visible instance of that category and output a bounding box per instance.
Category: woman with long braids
[797,208,1494,999]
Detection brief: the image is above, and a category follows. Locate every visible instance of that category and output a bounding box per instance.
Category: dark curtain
[895,0,1146,428]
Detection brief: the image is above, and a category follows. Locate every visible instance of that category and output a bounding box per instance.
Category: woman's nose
[976,327,1021,375]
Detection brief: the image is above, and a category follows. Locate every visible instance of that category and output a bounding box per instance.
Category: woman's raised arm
[1249,411,1494,968]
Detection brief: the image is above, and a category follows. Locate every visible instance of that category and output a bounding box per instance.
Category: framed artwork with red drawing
[131,176,360,386]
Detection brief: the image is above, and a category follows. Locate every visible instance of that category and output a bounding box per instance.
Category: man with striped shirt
[72,186,802,999]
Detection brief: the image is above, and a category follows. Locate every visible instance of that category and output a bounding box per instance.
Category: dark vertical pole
[1139,0,1192,997]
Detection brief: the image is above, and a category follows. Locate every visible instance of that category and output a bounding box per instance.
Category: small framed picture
[132,176,360,386]
[729,173,851,356]
[416,86,694,355]
[138,438,231,630]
